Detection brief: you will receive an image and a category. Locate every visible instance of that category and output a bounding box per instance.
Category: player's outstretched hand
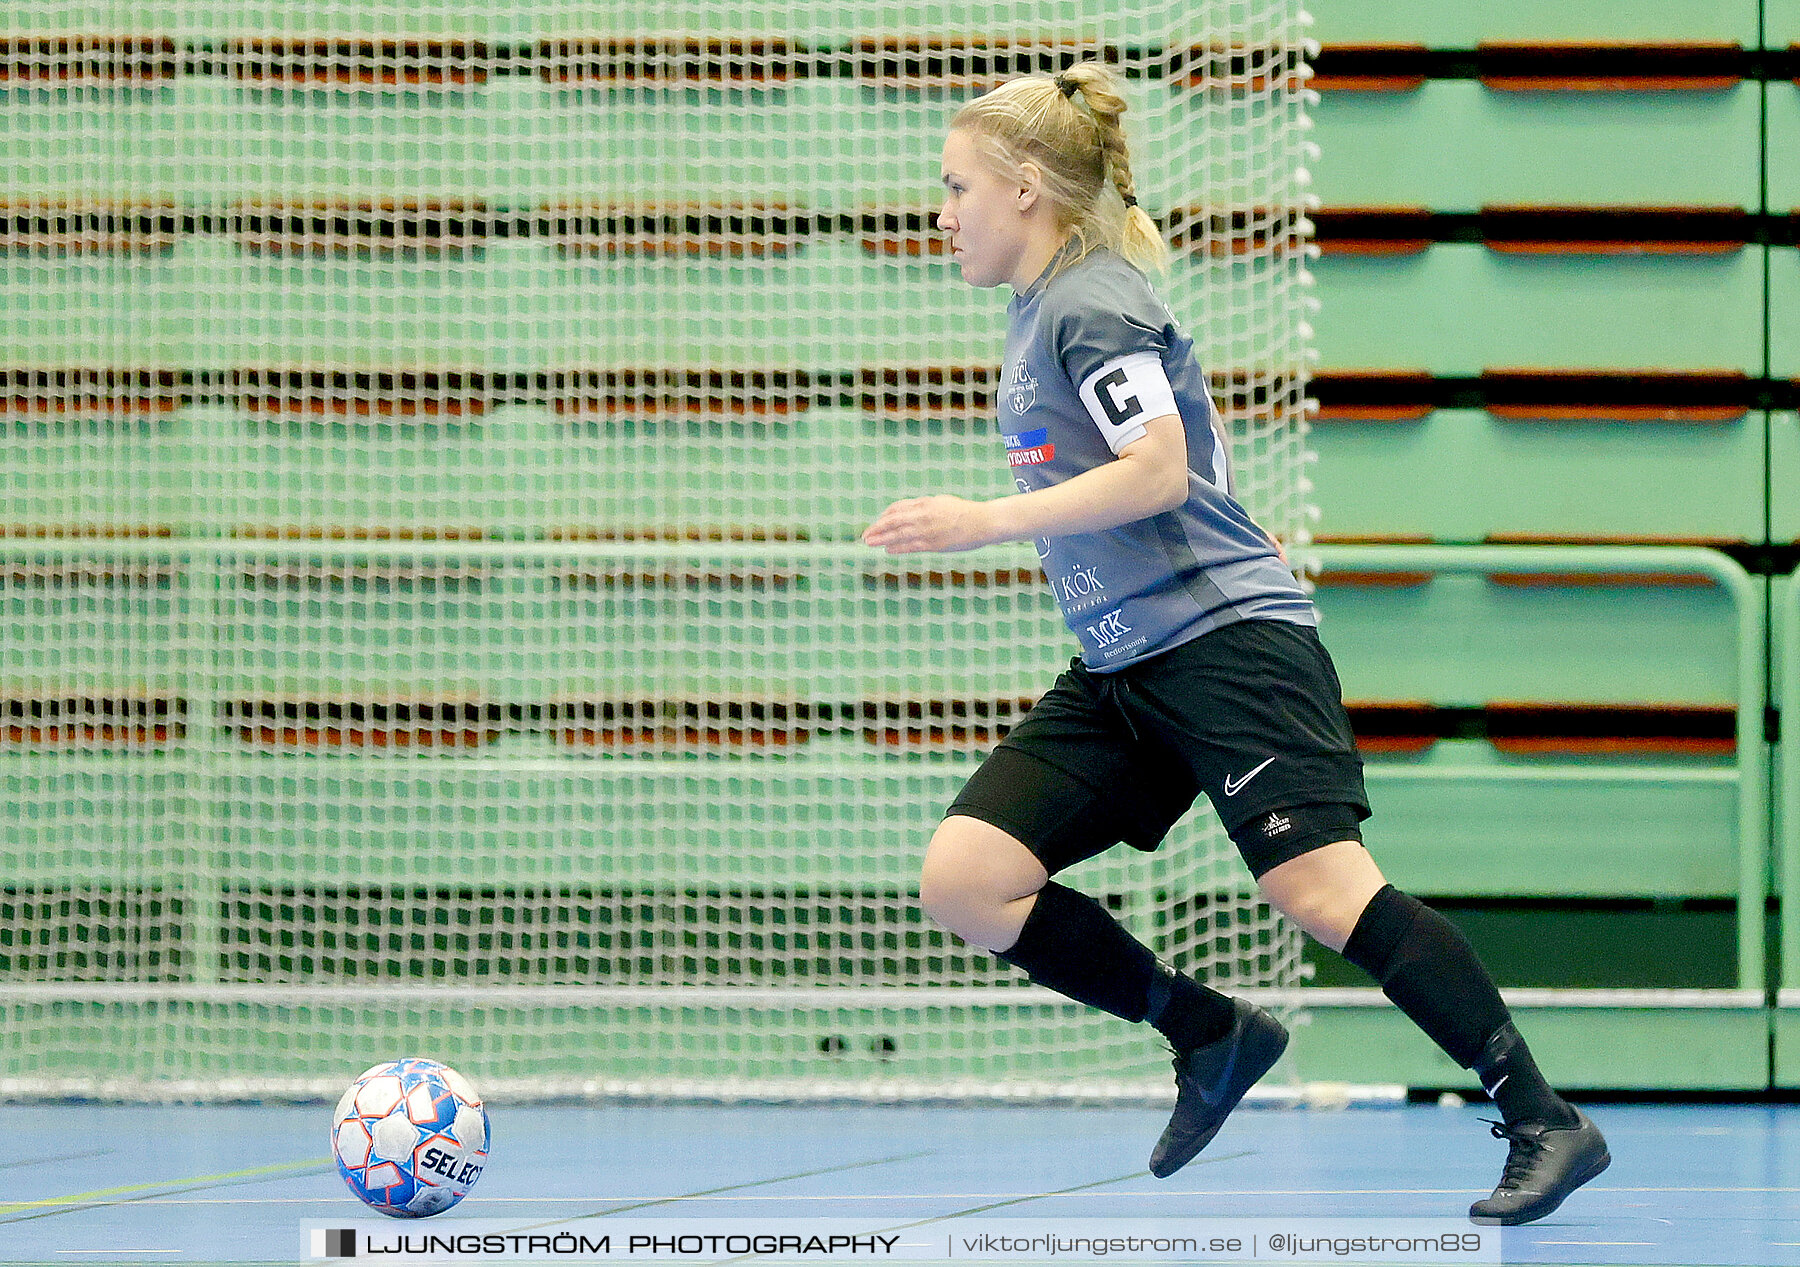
[861,495,999,554]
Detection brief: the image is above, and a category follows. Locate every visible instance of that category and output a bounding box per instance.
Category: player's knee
[1264,887,1351,947]
[917,816,1044,936]
[916,856,959,927]
[917,841,986,932]
[1256,838,1386,952]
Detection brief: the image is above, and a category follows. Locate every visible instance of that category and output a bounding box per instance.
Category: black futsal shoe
[1468,1109,1611,1225]
[1148,997,1289,1178]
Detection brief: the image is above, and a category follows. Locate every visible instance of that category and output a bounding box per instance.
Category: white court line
[65,1190,1488,1204]
[1579,1186,1800,1194]
[86,1184,1800,1205]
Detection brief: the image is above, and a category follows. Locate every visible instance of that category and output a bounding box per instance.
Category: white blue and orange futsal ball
[331,1057,490,1217]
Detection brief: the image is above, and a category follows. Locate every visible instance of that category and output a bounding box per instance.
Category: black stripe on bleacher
[6,368,1800,424]
[1312,209,1791,251]
[0,39,1290,87]
[1,696,186,743]
[0,36,181,82]
[0,367,1313,417]
[7,39,1795,88]
[1310,43,1772,86]
[1479,370,1764,413]
[0,368,850,415]
[0,696,1759,753]
[7,367,1799,415]
[10,204,1799,257]
[849,39,1116,83]
[1475,42,1758,87]
[1309,371,1783,415]
[0,38,1197,87]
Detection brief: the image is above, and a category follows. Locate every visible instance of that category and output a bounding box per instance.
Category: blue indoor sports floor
[0,1101,1795,1265]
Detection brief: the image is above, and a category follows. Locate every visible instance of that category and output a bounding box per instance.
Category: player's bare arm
[861,414,1186,554]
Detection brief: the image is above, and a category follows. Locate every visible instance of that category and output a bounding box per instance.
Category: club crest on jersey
[1004,426,1055,467]
[1006,360,1038,415]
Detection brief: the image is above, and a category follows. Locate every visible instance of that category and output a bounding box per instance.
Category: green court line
[0,1156,331,1223]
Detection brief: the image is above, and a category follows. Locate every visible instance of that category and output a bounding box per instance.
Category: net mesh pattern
[0,1,1316,1100]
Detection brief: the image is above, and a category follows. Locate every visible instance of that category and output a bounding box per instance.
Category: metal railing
[1315,544,1768,991]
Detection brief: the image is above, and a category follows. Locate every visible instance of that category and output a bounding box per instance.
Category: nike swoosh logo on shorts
[1222,756,1276,797]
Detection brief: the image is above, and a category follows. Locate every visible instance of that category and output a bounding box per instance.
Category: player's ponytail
[1055,63,1168,275]
[951,61,1169,277]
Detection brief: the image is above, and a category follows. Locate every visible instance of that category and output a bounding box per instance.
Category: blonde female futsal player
[860,62,1609,1226]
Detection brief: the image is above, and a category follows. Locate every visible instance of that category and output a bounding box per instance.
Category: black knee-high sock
[998,881,1235,1049]
[1342,885,1574,1127]
[1471,1020,1578,1128]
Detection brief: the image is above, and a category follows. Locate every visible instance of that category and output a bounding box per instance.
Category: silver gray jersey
[1002,246,1316,671]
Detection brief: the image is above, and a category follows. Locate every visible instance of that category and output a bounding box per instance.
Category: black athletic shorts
[947,618,1371,879]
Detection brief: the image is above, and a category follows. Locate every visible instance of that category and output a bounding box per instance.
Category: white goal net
[0,0,1316,1101]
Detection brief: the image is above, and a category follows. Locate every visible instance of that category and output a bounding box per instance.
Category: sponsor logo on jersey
[1085,607,1133,649]
[1052,563,1106,608]
[1003,425,1054,467]
[1006,359,1037,415]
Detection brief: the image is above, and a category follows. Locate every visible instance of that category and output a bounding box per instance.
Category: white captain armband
[1076,351,1179,454]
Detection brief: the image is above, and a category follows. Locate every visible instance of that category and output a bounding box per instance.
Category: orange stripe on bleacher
[1344,702,1440,754]
[231,368,500,418]
[0,524,174,539]
[858,212,946,258]
[1306,370,1437,423]
[1310,205,1435,257]
[1343,701,1738,758]
[0,369,185,416]
[1165,208,1314,257]
[1307,44,1430,93]
[1,697,185,746]
[1311,568,1434,588]
[224,700,505,749]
